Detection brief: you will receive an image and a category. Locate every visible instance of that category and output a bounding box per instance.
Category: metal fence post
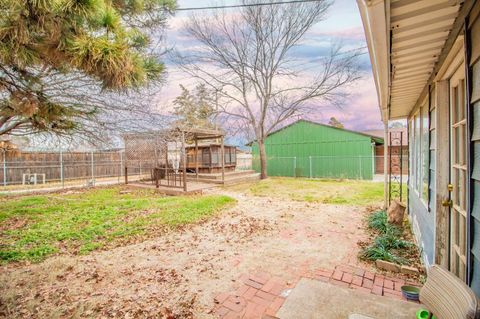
[2,151,6,187]
[359,155,363,180]
[60,150,64,188]
[293,157,297,178]
[309,156,312,178]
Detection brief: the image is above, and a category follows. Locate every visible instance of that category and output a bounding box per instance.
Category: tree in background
[176,0,361,179]
[328,117,344,129]
[0,0,176,140]
[173,84,216,129]
[389,121,407,129]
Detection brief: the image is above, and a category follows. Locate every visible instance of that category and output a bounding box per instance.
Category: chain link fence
[0,150,407,192]
[0,150,140,192]
[249,155,408,180]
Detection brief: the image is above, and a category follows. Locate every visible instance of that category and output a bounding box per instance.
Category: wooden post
[435,80,450,268]
[60,150,64,188]
[221,136,225,183]
[195,136,199,180]
[384,122,389,209]
[165,144,169,187]
[124,166,128,184]
[182,132,187,192]
[209,146,212,174]
[119,151,123,184]
[91,151,95,186]
[2,151,6,187]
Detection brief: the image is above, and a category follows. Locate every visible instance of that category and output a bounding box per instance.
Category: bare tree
[174,0,361,179]
[0,67,170,149]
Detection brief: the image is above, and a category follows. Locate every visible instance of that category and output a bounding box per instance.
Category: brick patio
[212,264,421,319]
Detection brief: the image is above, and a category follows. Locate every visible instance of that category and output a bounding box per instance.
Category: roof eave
[357,0,391,124]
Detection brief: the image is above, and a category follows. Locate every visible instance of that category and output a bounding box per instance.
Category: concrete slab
[276,278,421,319]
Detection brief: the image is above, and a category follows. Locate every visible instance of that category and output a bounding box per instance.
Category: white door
[449,63,467,281]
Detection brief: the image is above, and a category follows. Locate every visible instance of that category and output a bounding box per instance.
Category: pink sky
[155,0,382,133]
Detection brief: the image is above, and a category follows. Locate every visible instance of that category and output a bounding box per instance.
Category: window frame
[408,97,430,210]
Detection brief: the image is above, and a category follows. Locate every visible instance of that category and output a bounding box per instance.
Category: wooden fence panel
[0,151,123,186]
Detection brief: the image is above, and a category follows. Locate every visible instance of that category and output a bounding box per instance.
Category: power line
[176,0,324,11]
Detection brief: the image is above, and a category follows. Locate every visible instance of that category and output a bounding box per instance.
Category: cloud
[155,0,382,133]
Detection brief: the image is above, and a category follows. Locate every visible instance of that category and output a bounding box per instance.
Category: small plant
[360,242,408,265]
[360,209,414,266]
[367,210,388,233]
[374,232,411,250]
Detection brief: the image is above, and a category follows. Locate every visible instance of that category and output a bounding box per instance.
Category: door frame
[448,61,468,281]
[463,18,473,286]
[436,38,473,284]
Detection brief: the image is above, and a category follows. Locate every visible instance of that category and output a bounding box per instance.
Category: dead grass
[226,177,384,206]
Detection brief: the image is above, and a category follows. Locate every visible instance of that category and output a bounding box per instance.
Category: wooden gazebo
[186,144,236,174]
[182,127,231,183]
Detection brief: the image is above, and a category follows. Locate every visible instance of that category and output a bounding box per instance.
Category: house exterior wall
[406,2,480,296]
[251,120,377,179]
[408,94,436,267]
[468,5,480,296]
[358,0,480,297]
[408,189,435,266]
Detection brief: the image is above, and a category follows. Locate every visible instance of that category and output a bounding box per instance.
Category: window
[409,101,430,207]
[422,104,429,203]
[211,150,219,164]
[415,112,421,190]
[224,150,231,164]
[409,119,415,188]
[187,154,194,165]
[202,149,210,165]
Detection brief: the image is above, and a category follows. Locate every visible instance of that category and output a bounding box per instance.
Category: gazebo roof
[175,126,225,140]
[123,126,225,141]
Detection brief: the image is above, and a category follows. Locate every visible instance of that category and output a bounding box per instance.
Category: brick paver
[212,264,421,318]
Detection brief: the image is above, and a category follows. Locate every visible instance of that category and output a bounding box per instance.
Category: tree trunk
[258,139,268,179]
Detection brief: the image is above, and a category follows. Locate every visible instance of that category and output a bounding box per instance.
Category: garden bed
[358,210,424,280]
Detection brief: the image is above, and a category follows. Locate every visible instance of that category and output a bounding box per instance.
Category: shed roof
[246,119,384,146]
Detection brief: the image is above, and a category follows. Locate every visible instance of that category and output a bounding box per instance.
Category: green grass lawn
[0,187,234,263]
[228,177,385,206]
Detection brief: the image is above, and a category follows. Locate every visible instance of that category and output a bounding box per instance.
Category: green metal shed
[250,120,384,179]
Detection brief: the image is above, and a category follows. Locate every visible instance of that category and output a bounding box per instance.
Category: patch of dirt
[0,217,29,231]
[0,187,376,318]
